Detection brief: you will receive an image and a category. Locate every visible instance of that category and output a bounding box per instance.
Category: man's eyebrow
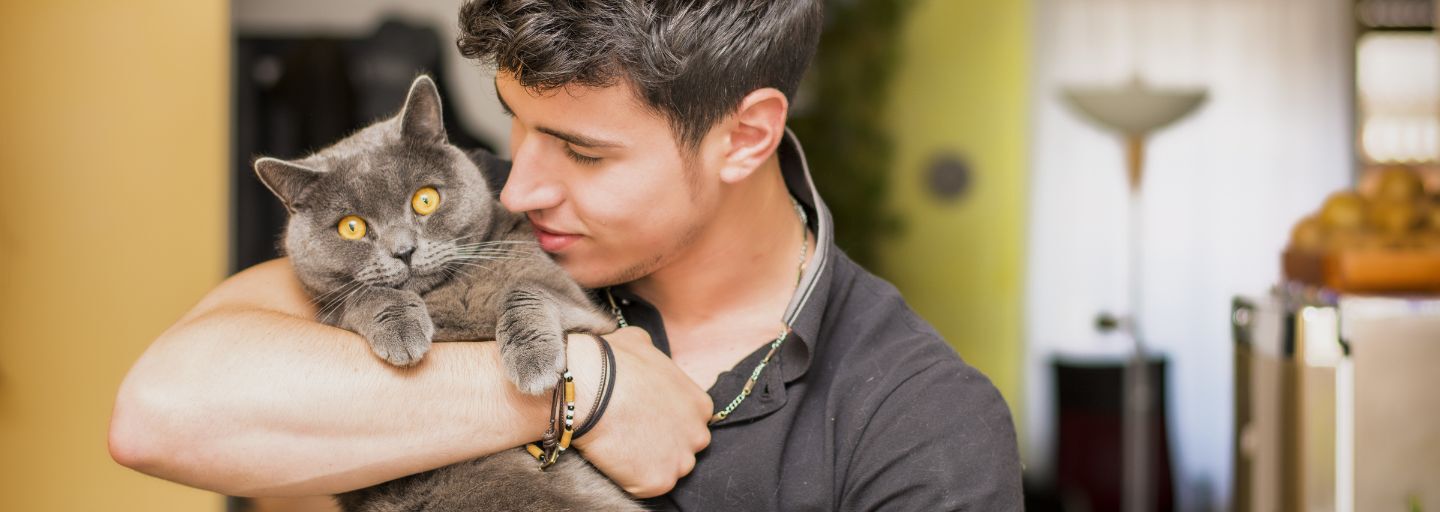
[536,127,624,149]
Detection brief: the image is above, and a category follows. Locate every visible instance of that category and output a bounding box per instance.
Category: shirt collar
[776,127,833,383]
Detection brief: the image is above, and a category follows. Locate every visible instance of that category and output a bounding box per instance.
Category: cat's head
[255,75,496,295]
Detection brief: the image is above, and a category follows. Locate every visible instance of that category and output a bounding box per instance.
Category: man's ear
[717,88,788,184]
[255,157,321,212]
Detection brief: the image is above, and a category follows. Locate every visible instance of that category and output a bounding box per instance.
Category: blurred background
[3,0,1439,510]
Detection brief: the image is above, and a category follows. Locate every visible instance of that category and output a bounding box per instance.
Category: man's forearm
[109,306,550,497]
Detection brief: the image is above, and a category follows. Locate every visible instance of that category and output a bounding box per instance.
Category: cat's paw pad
[500,329,566,395]
[367,301,435,367]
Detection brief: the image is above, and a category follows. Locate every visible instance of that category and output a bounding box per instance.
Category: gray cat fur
[255,75,635,512]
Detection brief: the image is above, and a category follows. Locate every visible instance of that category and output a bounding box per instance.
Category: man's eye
[564,146,602,165]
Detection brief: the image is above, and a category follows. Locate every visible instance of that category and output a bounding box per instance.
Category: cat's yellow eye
[412,187,440,216]
[338,215,367,240]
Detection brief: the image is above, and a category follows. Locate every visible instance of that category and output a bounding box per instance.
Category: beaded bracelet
[525,370,575,469]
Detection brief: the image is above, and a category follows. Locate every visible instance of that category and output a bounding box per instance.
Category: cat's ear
[254,157,322,212]
[399,75,446,145]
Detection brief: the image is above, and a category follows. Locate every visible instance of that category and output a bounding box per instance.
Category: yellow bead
[525,443,545,461]
[337,215,367,240]
[412,186,440,215]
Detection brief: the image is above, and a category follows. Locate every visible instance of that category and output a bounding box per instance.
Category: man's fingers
[693,426,711,453]
[628,472,680,499]
[678,452,697,478]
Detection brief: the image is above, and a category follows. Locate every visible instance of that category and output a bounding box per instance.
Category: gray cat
[254,75,638,512]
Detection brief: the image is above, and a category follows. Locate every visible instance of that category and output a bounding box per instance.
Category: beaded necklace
[604,197,810,424]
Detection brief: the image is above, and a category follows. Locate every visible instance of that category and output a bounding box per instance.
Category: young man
[109,1,1023,509]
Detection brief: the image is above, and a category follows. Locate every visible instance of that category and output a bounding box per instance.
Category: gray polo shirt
[473,130,1023,511]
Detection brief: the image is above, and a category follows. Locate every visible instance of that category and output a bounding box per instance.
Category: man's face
[494,72,718,288]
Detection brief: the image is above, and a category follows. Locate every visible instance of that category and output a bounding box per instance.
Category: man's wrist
[439,341,553,448]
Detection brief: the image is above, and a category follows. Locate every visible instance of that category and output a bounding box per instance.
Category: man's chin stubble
[556,250,661,289]
[580,218,705,289]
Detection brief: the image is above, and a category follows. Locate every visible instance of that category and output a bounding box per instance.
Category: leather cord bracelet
[574,333,616,439]
[525,370,575,469]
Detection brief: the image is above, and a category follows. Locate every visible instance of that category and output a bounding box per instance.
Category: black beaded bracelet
[574,333,616,439]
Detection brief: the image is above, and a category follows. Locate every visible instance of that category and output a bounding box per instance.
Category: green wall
[881,0,1031,439]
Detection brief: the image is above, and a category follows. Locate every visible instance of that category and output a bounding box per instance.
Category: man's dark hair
[456,0,823,150]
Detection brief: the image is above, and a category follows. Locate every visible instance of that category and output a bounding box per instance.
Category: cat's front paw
[499,328,566,396]
[366,300,435,367]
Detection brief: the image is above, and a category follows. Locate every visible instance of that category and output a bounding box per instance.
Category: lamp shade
[1062,81,1208,136]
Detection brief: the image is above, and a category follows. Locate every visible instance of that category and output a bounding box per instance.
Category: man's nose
[500,138,566,213]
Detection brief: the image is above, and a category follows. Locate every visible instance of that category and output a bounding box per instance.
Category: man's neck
[628,154,814,354]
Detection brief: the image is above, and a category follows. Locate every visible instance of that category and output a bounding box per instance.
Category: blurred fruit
[1368,199,1419,236]
[1287,174,1440,292]
[1373,167,1423,202]
[1325,228,1380,252]
[1290,215,1327,253]
[1320,191,1368,230]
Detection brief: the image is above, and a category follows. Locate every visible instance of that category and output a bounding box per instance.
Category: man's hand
[569,327,712,498]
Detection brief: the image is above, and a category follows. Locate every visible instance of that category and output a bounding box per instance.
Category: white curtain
[1024,0,1353,509]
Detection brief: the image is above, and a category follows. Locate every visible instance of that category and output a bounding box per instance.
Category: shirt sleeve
[839,359,1024,511]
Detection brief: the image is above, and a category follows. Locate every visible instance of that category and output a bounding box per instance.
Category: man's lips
[531,223,581,253]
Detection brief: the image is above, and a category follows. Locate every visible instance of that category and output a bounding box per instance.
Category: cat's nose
[393,246,416,265]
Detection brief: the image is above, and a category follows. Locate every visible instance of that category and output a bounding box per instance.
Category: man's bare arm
[108,258,712,497]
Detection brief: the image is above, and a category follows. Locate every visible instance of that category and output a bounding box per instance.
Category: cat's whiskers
[450,251,534,259]
[451,245,535,251]
[451,253,532,261]
[308,279,358,306]
[453,239,536,245]
[443,244,536,262]
[441,265,476,281]
[315,279,362,311]
[449,256,531,264]
[451,246,536,255]
[315,282,359,322]
[436,232,490,245]
[318,280,368,322]
[449,246,535,256]
[451,245,534,252]
[321,283,371,324]
[444,239,535,251]
[446,261,497,275]
[325,286,371,324]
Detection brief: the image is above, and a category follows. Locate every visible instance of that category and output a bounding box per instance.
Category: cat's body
[255,75,636,512]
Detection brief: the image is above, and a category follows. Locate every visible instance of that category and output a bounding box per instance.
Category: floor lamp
[1063,78,1207,512]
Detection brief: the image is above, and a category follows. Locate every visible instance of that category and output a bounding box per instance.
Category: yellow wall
[882,0,1031,440]
[0,1,228,510]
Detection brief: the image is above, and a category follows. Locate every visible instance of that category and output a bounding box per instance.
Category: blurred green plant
[789,0,917,268]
